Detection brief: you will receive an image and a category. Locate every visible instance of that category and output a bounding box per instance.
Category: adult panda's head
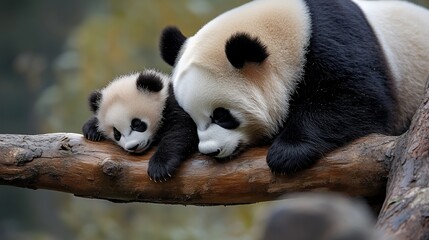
[160,0,311,158]
[89,70,169,153]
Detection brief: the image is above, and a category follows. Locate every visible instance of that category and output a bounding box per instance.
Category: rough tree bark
[0,133,393,205]
[375,82,429,239]
[0,86,428,238]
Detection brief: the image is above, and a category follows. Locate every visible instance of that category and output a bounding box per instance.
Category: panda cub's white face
[101,101,154,153]
[96,71,168,153]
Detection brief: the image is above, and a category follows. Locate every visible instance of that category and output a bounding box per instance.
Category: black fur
[267,0,395,174]
[82,78,198,182]
[160,26,187,66]
[83,81,106,142]
[225,33,269,69]
[88,91,102,113]
[82,116,105,141]
[211,107,240,129]
[147,85,199,181]
[136,72,164,92]
[131,118,147,132]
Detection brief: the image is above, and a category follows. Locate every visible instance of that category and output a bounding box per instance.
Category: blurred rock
[261,193,378,240]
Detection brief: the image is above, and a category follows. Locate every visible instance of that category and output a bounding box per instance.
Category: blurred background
[0,0,428,239]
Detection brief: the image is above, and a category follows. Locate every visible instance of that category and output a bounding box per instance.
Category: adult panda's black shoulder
[82,70,198,181]
[160,0,429,174]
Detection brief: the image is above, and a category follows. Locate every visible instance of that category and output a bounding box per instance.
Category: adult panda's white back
[353,0,429,132]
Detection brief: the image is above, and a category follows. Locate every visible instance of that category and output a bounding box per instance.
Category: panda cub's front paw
[82,117,105,141]
[147,154,180,182]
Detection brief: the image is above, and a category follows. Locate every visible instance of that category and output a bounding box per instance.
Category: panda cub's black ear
[88,91,102,113]
[136,72,164,93]
[225,32,269,69]
[159,26,187,66]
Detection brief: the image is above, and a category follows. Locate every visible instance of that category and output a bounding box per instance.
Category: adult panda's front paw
[82,117,105,141]
[266,141,322,175]
[147,154,180,182]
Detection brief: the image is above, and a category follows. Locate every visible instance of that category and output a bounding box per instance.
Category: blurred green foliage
[37,0,248,133]
[60,198,271,240]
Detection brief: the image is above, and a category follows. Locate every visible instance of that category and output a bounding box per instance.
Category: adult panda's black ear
[159,26,187,66]
[136,71,164,93]
[225,32,269,69]
[88,90,102,113]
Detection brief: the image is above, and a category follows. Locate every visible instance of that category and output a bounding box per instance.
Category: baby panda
[82,69,198,182]
[160,0,429,174]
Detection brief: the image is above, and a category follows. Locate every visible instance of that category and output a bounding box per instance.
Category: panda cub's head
[89,70,169,153]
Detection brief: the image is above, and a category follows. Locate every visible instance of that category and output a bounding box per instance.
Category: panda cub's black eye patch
[131,118,147,132]
[113,127,121,141]
[211,107,240,129]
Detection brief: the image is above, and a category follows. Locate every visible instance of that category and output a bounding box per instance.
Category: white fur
[97,70,169,153]
[173,0,310,156]
[352,0,429,133]
[172,0,429,157]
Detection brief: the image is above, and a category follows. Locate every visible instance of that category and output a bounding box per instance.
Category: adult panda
[160,0,429,174]
[82,70,198,181]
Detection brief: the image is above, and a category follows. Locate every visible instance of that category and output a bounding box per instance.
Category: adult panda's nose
[126,143,139,151]
[198,135,222,157]
[203,149,221,157]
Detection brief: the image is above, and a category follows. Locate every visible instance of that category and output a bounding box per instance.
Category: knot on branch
[101,158,123,178]
[0,146,42,166]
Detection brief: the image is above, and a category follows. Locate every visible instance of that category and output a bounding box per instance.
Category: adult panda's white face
[173,64,260,157]
[161,0,311,158]
[91,70,168,153]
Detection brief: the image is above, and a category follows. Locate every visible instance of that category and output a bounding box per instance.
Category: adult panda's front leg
[266,111,333,174]
[266,96,389,174]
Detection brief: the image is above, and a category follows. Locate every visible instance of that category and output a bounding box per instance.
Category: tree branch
[1,84,428,238]
[0,132,394,205]
[376,82,429,239]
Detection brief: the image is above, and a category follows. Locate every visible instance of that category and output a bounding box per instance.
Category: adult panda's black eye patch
[113,127,121,141]
[131,118,147,132]
[211,107,240,129]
